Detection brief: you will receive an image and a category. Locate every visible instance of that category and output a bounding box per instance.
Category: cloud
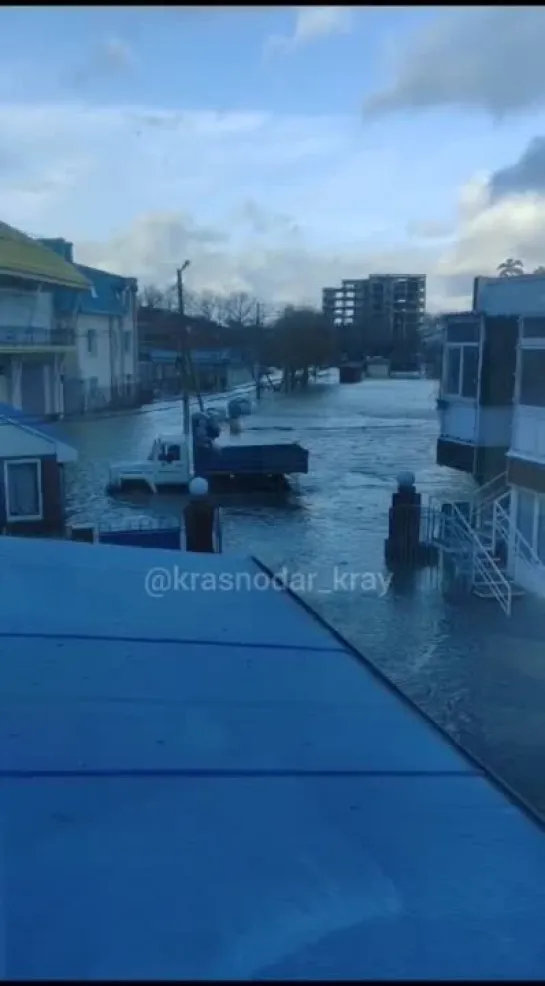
[234,199,301,237]
[363,7,545,118]
[267,6,352,53]
[406,219,454,240]
[75,177,545,311]
[4,98,545,311]
[67,38,135,90]
[489,136,545,201]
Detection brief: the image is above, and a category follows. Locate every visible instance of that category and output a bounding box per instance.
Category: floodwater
[61,374,545,817]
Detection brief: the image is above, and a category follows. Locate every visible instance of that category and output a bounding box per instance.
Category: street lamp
[177,261,192,435]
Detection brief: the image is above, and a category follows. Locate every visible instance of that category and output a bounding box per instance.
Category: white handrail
[431,497,512,615]
[493,498,545,575]
[449,511,512,616]
[473,470,508,504]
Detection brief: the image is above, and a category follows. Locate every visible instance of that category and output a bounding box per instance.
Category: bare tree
[222,292,258,328]
[269,306,337,391]
[138,283,177,309]
[534,266,545,275]
[186,290,228,323]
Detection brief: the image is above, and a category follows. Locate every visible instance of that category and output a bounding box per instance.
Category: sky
[3,5,545,311]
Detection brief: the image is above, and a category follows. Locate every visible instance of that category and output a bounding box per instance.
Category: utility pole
[255,301,262,401]
[177,260,191,435]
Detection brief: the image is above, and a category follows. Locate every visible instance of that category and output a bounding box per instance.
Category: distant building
[0,221,90,418]
[39,239,139,415]
[322,274,426,365]
[138,306,254,397]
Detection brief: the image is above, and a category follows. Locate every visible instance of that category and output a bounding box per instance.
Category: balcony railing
[0,325,76,347]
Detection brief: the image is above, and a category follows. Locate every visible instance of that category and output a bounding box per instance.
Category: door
[20,361,46,416]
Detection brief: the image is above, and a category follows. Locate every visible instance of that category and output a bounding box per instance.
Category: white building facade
[0,229,89,418]
[505,316,545,597]
[437,274,545,600]
[38,240,139,415]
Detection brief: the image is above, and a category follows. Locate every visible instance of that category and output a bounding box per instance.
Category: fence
[63,378,151,417]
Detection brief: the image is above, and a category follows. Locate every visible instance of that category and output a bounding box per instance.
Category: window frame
[443,342,480,400]
[516,343,545,408]
[514,487,545,563]
[4,457,44,522]
[86,328,97,357]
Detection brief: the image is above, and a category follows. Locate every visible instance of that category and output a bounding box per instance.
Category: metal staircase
[430,497,514,615]
[492,495,545,588]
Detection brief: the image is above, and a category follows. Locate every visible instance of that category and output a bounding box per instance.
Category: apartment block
[323,274,426,362]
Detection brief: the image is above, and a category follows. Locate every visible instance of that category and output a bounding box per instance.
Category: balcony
[0,324,76,351]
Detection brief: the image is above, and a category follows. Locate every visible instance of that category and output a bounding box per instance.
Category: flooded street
[62,375,545,816]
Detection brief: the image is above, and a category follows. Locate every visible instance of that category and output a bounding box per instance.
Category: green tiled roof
[0,221,90,290]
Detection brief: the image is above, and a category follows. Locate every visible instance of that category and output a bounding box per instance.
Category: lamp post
[176,260,191,435]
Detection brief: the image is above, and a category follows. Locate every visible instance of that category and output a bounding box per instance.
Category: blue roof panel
[1,536,545,979]
[55,265,136,317]
[6,773,545,980]
[0,402,75,450]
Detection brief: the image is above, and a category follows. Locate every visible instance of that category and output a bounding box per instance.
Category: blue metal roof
[38,238,136,316]
[74,263,137,316]
[0,402,76,452]
[2,535,545,979]
[143,347,237,365]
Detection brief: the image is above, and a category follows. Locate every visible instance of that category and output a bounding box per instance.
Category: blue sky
[2,6,545,310]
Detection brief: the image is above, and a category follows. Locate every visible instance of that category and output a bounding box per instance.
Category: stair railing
[429,497,512,616]
[493,498,545,582]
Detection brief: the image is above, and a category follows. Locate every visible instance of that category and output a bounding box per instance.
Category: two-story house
[437,273,545,600]
[39,239,139,414]
[0,222,90,418]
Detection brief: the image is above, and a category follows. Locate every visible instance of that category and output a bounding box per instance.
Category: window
[444,343,479,398]
[522,318,545,339]
[4,459,43,521]
[123,331,131,354]
[446,321,480,344]
[519,350,545,407]
[445,346,461,394]
[461,345,479,398]
[516,489,536,547]
[86,329,97,356]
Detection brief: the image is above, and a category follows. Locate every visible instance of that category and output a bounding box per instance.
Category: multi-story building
[39,239,139,414]
[436,273,545,600]
[322,274,426,364]
[0,222,90,418]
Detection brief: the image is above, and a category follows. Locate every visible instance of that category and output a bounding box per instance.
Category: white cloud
[3,99,545,311]
[267,6,352,53]
[363,7,545,118]
[66,37,135,91]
